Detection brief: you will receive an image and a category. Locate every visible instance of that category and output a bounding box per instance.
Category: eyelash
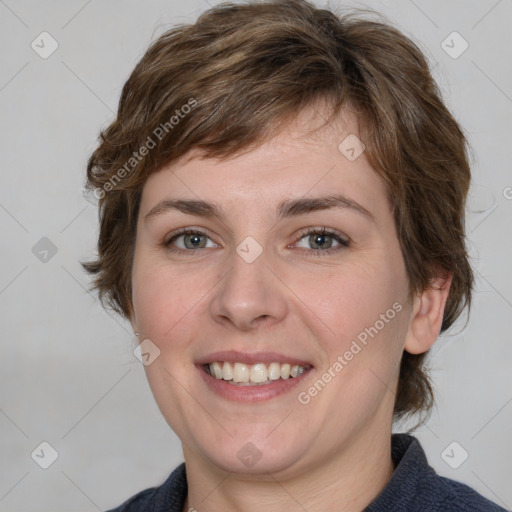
[163,227,350,257]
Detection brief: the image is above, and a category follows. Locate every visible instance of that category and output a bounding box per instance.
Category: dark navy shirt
[106,434,509,511]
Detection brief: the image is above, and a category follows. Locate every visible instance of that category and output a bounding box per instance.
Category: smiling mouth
[204,361,312,386]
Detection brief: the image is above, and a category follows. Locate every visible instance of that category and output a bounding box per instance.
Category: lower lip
[197,365,313,402]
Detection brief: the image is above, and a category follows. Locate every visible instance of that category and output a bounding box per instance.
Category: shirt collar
[364,433,434,511]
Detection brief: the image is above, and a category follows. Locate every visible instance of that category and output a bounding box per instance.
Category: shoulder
[105,463,187,512]
[431,474,508,511]
[105,486,158,512]
[409,437,507,511]
[366,434,508,512]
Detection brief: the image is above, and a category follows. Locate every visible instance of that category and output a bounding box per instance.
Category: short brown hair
[82,0,473,423]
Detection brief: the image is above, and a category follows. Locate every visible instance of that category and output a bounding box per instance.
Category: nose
[209,243,288,331]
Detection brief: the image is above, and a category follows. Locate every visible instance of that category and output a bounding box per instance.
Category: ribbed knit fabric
[106,434,509,511]
[364,434,508,511]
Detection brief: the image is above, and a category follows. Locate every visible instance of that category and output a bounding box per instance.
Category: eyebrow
[144,194,375,223]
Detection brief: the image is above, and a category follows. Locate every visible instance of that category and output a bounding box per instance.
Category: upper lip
[195,351,312,367]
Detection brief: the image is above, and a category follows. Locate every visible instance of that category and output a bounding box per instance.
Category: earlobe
[404,273,453,355]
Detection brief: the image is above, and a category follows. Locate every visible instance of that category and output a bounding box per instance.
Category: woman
[82,0,507,510]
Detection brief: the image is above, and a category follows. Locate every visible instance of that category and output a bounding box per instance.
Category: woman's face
[131,106,415,477]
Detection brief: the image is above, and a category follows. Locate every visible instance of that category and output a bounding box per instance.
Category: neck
[183,426,395,512]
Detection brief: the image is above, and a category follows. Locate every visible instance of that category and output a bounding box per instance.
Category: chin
[186,425,311,477]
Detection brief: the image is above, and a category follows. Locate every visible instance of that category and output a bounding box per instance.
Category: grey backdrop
[1,1,511,511]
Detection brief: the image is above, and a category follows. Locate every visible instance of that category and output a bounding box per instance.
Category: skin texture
[130,104,451,512]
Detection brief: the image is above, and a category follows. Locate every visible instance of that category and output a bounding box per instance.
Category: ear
[404,272,453,355]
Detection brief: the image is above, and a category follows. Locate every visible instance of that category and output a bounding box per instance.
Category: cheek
[301,259,410,420]
[304,256,407,344]
[131,255,206,342]
[300,258,411,407]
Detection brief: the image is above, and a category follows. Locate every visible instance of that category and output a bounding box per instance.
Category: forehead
[138,104,388,219]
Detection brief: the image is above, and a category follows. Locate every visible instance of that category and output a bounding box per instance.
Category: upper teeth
[207,362,307,384]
